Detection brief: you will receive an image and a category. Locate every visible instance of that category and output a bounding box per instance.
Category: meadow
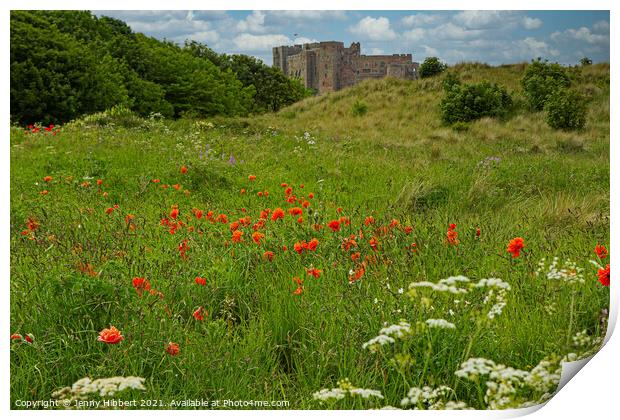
[10,63,610,409]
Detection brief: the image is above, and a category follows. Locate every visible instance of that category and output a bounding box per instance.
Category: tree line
[10,10,311,125]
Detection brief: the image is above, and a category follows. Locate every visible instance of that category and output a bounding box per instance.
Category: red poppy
[11,333,23,341]
[369,237,378,250]
[132,277,151,295]
[293,277,303,295]
[232,230,243,243]
[98,326,123,344]
[40,190,49,195]
[285,187,293,196]
[252,231,265,245]
[595,244,608,260]
[328,220,341,232]
[179,240,189,259]
[306,268,322,278]
[280,183,288,188]
[170,208,179,219]
[271,208,285,221]
[193,306,207,321]
[404,226,413,234]
[308,193,314,199]
[598,264,610,287]
[288,207,303,216]
[248,175,256,181]
[105,207,114,215]
[195,277,206,286]
[43,176,52,182]
[364,216,375,226]
[181,166,188,174]
[229,221,240,232]
[446,224,459,246]
[217,214,228,224]
[307,238,319,251]
[166,342,180,356]
[476,228,481,237]
[506,237,525,258]
[263,251,274,261]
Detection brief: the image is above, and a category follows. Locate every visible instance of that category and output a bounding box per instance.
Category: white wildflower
[425,319,456,329]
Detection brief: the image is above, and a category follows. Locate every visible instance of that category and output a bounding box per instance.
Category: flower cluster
[536,257,585,285]
[52,376,146,403]
[313,378,384,403]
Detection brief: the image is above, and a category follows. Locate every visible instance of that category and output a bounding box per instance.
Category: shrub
[580,57,593,66]
[351,100,368,117]
[544,88,587,130]
[521,58,571,111]
[419,57,447,79]
[440,79,513,124]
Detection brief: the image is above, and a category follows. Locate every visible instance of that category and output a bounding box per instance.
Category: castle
[273,41,419,94]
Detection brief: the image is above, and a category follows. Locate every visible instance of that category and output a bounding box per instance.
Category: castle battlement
[273,41,418,93]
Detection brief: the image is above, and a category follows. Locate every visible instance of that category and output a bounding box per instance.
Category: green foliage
[440,77,513,124]
[544,88,587,130]
[351,100,368,116]
[419,57,447,79]
[521,58,571,111]
[580,57,593,66]
[10,11,309,125]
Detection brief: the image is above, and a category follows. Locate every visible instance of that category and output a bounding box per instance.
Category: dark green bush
[544,88,587,130]
[521,58,571,111]
[419,57,447,78]
[351,100,368,116]
[440,78,513,124]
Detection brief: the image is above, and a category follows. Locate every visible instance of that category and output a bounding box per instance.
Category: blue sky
[94,10,610,65]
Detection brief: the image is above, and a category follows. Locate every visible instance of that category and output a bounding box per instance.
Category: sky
[93,10,610,66]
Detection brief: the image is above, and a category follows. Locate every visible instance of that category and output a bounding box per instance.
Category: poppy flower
[232,230,243,243]
[172,184,181,190]
[271,208,285,221]
[240,188,246,195]
[229,221,240,232]
[170,208,179,220]
[217,214,228,224]
[181,166,187,174]
[152,179,161,183]
[248,175,256,181]
[288,207,303,216]
[506,237,525,258]
[369,237,378,250]
[297,216,303,224]
[166,342,180,356]
[11,333,23,341]
[293,277,303,295]
[97,179,103,186]
[307,238,319,251]
[476,228,481,237]
[81,181,90,188]
[98,326,123,344]
[389,219,400,228]
[328,220,341,232]
[258,191,263,197]
[179,240,189,259]
[598,264,610,287]
[404,226,413,234]
[105,207,114,215]
[263,251,274,261]
[280,183,288,188]
[40,190,49,195]
[24,334,34,343]
[308,193,314,199]
[285,187,293,196]
[595,245,608,260]
[446,224,459,246]
[364,216,375,226]
[193,306,207,321]
[195,277,206,286]
[294,241,304,254]
[132,277,151,296]
[252,231,265,245]
[306,268,322,278]
[43,176,52,182]
[351,252,361,261]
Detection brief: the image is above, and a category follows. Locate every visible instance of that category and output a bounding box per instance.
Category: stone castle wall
[273,41,418,94]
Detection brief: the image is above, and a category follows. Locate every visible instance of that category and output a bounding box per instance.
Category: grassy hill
[10,63,610,409]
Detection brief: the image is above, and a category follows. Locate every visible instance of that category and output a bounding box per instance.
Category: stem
[566,290,576,347]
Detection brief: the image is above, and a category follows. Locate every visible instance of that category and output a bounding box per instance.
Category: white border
[2,1,616,419]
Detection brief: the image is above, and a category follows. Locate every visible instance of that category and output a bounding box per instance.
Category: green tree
[419,57,447,78]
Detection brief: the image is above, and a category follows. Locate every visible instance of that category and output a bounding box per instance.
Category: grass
[10,62,609,409]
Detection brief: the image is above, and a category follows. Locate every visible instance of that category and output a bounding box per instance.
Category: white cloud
[236,11,267,34]
[349,16,397,41]
[233,33,291,52]
[369,47,384,55]
[522,16,543,30]
[269,11,346,21]
[403,28,425,42]
[430,23,482,40]
[453,11,519,29]
[401,13,442,27]
[511,37,560,59]
[293,37,318,45]
[551,27,609,44]
[593,20,610,32]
